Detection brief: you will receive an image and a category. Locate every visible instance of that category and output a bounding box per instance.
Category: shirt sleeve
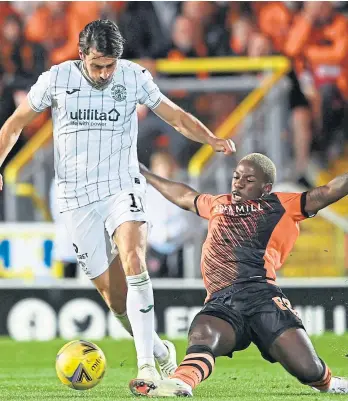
[194,194,215,220]
[27,70,52,112]
[136,68,162,109]
[275,192,314,221]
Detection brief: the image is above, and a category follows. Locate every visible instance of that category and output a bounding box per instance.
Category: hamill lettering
[213,202,264,216]
[70,108,120,122]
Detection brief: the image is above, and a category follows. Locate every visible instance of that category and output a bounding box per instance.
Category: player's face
[231,161,268,204]
[81,49,117,85]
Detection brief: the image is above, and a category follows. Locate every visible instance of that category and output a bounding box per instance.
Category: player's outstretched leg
[113,220,166,380]
[93,254,177,377]
[129,314,236,397]
[268,327,348,394]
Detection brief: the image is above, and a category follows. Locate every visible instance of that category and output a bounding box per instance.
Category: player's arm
[0,99,40,188]
[140,164,199,212]
[153,96,236,155]
[305,173,348,215]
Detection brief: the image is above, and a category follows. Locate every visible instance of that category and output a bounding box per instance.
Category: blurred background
[0,1,348,339]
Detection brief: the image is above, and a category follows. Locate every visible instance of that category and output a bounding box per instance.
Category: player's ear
[78,49,84,61]
[262,183,272,196]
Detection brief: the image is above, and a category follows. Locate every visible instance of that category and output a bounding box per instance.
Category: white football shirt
[27,60,162,212]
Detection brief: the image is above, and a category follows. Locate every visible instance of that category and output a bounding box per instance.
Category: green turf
[0,334,347,400]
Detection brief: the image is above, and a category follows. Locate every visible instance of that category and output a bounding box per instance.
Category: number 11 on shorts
[129,193,144,213]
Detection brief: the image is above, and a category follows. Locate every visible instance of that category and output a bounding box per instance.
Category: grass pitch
[0,333,347,400]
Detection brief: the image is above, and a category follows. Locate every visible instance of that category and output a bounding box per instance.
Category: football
[55,340,106,390]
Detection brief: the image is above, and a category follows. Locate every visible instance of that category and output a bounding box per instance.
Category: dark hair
[79,20,125,58]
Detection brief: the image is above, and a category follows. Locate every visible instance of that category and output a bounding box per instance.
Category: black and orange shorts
[190,282,304,363]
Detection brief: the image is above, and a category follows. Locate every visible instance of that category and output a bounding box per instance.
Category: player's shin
[126,271,157,368]
[305,361,332,392]
[305,361,348,394]
[172,345,216,390]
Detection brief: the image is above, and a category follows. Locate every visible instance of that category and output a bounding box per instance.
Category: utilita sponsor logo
[70,108,120,122]
[68,108,120,127]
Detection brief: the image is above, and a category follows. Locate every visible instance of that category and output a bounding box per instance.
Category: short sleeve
[275,192,313,221]
[136,68,162,109]
[27,70,52,112]
[194,194,215,220]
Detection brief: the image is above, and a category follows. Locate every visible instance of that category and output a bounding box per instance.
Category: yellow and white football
[55,340,106,390]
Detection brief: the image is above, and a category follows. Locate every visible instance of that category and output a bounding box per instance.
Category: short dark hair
[79,20,125,58]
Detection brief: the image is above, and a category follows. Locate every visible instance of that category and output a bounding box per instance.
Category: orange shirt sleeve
[283,15,312,58]
[194,194,215,220]
[305,16,348,65]
[274,192,312,221]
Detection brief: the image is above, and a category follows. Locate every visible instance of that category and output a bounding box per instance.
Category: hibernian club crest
[111,84,127,102]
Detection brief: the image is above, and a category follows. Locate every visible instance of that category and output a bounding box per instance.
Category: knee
[296,358,324,384]
[119,248,146,276]
[188,328,215,348]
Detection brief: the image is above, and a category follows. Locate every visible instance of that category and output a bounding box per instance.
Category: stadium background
[0,0,348,344]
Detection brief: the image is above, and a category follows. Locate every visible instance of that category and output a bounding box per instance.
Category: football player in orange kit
[130,152,348,397]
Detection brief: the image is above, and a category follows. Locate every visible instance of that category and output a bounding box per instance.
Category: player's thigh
[60,206,109,280]
[189,295,251,358]
[268,327,323,382]
[188,313,238,357]
[103,190,148,275]
[248,293,322,380]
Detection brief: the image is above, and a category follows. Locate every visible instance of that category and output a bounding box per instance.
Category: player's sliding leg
[129,314,237,397]
[268,327,348,393]
[93,253,176,378]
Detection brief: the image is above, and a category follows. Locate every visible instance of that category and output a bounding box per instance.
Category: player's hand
[209,138,236,155]
[0,174,3,191]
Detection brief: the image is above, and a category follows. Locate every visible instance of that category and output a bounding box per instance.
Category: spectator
[181,1,229,56]
[248,6,314,184]
[229,18,313,185]
[229,15,255,56]
[1,14,46,90]
[119,2,168,59]
[0,13,48,139]
[25,2,69,54]
[169,15,204,59]
[284,1,348,153]
[255,1,293,54]
[50,1,102,64]
[0,1,18,29]
[146,151,193,278]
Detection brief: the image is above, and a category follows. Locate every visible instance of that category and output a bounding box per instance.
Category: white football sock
[113,311,169,362]
[126,271,156,368]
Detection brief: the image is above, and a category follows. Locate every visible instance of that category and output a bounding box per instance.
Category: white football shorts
[60,187,148,279]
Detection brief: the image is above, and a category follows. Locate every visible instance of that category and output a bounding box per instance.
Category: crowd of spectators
[1,1,348,277]
[0,1,347,174]
[1,1,347,172]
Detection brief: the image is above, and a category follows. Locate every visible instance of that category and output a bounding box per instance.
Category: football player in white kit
[0,20,236,381]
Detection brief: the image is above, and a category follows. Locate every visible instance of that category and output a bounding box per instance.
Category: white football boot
[137,364,161,381]
[156,340,178,378]
[311,376,348,394]
[129,377,193,397]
